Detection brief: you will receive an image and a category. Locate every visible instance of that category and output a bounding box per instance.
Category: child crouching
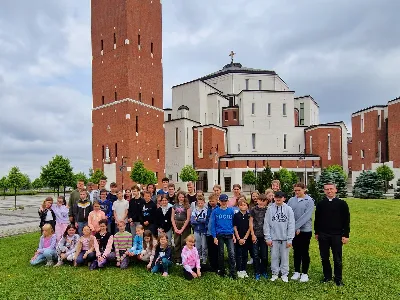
[113,220,133,269]
[150,233,172,277]
[74,225,96,267]
[181,234,201,280]
[55,224,79,267]
[30,224,57,266]
[139,230,157,270]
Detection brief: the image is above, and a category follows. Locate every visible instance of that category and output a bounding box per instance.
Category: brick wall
[193,127,226,169]
[388,101,400,167]
[222,107,239,126]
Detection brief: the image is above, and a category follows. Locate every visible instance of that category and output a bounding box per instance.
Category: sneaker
[54,261,63,267]
[45,261,54,267]
[291,272,301,280]
[321,277,332,283]
[281,275,289,283]
[270,275,279,282]
[255,274,261,281]
[218,271,226,277]
[243,271,249,278]
[335,280,344,287]
[261,273,269,279]
[237,271,245,279]
[299,274,309,282]
[247,258,253,265]
[175,262,181,266]
[162,272,168,277]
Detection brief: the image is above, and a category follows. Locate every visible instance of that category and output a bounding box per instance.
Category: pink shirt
[43,237,51,248]
[228,196,239,208]
[181,245,200,272]
[88,210,106,232]
[81,237,90,251]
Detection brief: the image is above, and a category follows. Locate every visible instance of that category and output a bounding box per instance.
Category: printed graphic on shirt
[272,209,288,223]
[142,206,151,217]
[175,207,185,214]
[216,214,233,220]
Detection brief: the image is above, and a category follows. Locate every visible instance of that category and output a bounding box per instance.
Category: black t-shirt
[95,232,113,254]
[107,193,118,203]
[233,211,250,239]
[187,193,197,204]
[167,194,176,205]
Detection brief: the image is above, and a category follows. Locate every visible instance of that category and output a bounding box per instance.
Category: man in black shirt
[314,182,350,286]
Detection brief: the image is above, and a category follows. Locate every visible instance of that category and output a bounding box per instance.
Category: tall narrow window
[102,96,105,105]
[258,80,262,90]
[328,134,331,160]
[237,144,240,152]
[378,114,381,129]
[378,141,382,163]
[114,91,117,102]
[361,150,365,159]
[283,134,287,150]
[233,111,237,120]
[114,33,116,45]
[101,40,104,52]
[115,143,118,158]
[246,160,249,167]
[151,97,154,106]
[245,79,249,90]
[157,149,160,160]
[135,116,139,133]
[228,97,234,106]
[309,136,313,153]
[224,111,228,121]
[186,128,189,147]
[252,133,256,150]
[300,103,305,125]
[251,103,255,115]
[175,128,179,147]
[267,103,271,116]
[102,145,105,159]
[139,92,142,102]
[283,103,287,116]
[168,114,172,121]
[138,34,141,47]
[361,117,364,133]
[155,172,158,181]
[199,131,203,154]
[151,42,154,54]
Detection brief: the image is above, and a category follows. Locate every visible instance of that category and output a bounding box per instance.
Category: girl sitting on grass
[30,224,57,266]
[181,234,201,280]
[90,219,115,270]
[55,224,80,267]
[150,233,172,277]
[139,230,157,270]
[74,225,96,267]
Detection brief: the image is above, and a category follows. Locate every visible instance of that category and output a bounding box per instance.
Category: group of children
[31,178,315,283]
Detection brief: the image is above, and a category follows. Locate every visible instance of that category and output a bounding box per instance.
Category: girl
[55,224,80,267]
[155,195,172,242]
[88,201,107,234]
[265,188,275,207]
[124,189,132,201]
[30,224,57,266]
[150,233,172,277]
[38,197,56,232]
[52,196,69,242]
[181,234,201,280]
[74,225,96,267]
[91,219,115,270]
[249,191,259,210]
[190,196,208,264]
[139,230,157,270]
[171,191,191,264]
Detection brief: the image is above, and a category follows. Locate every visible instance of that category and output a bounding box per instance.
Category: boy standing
[264,191,295,283]
[157,177,170,196]
[233,199,250,278]
[73,190,93,236]
[113,221,133,269]
[140,191,157,236]
[112,190,129,234]
[206,193,219,272]
[186,181,197,206]
[210,194,236,279]
[128,185,144,237]
[190,196,208,264]
[167,183,176,205]
[98,189,113,231]
[107,182,119,233]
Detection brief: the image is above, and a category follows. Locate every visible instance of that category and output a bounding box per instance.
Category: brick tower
[91,0,165,190]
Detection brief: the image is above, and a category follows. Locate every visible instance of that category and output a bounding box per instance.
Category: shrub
[353,171,384,199]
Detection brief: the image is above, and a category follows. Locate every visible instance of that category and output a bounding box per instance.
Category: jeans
[75,251,96,266]
[235,243,248,272]
[318,233,343,281]
[30,249,57,265]
[293,231,312,274]
[206,235,218,271]
[77,221,88,236]
[194,231,207,263]
[217,234,236,276]
[253,236,268,275]
[174,220,190,263]
[151,257,172,274]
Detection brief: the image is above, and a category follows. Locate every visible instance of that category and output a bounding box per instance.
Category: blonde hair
[185,234,195,243]
[42,224,54,235]
[265,188,274,195]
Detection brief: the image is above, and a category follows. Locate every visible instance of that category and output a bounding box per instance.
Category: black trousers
[235,243,248,272]
[184,267,198,280]
[206,235,218,271]
[292,231,312,274]
[318,233,343,281]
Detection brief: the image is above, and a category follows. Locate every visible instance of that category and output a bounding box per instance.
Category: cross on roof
[229,50,236,63]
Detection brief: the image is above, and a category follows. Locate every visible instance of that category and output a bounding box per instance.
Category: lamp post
[119,156,128,191]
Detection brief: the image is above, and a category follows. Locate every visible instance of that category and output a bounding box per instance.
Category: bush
[256,166,273,193]
[394,178,400,199]
[307,177,321,204]
[353,171,384,199]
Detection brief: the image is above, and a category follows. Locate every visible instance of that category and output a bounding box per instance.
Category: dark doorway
[224,177,231,192]
[197,171,208,192]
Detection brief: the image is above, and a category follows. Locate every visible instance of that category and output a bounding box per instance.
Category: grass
[0,198,399,300]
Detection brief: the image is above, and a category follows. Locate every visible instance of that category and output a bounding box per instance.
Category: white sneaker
[45,261,54,267]
[281,275,289,283]
[291,272,301,280]
[237,271,245,279]
[54,261,63,267]
[270,275,279,282]
[243,271,249,278]
[299,273,309,282]
[247,258,253,265]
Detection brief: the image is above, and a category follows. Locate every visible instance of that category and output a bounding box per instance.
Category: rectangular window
[309,135,313,153]
[102,145,105,159]
[378,141,382,163]
[251,103,255,115]
[245,79,249,90]
[138,34,141,47]
[258,80,262,90]
[328,134,331,160]
[228,97,234,107]
[157,149,160,160]
[283,103,287,116]
[361,149,365,159]
[267,103,271,116]
[175,128,179,147]
[151,42,154,54]
[101,40,104,51]
[167,114,172,121]
[186,128,189,147]
[237,144,240,152]
[224,111,228,121]
[114,33,116,45]
[361,117,364,133]
[300,103,305,125]
[283,134,287,150]
[135,116,139,133]
[226,161,229,168]
[378,114,381,129]
[155,172,158,181]
[102,96,105,105]
[246,160,249,167]
[233,111,237,120]
[139,92,142,102]
[115,143,118,158]
[199,131,203,154]
[252,133,256,150]
[114,91,117,102]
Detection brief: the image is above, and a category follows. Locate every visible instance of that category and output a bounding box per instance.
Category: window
[167,114,172,121]
[151,42,154,54]
[267,103,271,116]
[226,161,229,168]
[328,134,331,160]
[224,111,228,121]
[135,116,139,133]
[300,103,305,125]
[361,117,364,133]
[361,149,365,159]
[251,103,255,115]
[138,34,141,47]
[378,114,381,129]
[157,149,160,160]
[155,172,158,181]
[139,92,142,102]
[245,79,249,90]
[258,80,262,90]
[233,111,237,120]
[283,103,287,116]
[378,141,382,163]
[175,128,179,147]
[283,134,287,150]
[114,33,116,45]
[186,128,189,147]
[101,40,104,51]
[102,145,105,159]
[228,97,234,107]
[252,133,256,150]
[115,143,118,158]
[152,97,154,106]
[309,136,313,153]
[102,96,105,105]
[114,91,117,102]
[199,131,203,154]
[246,160,249,167]
[237,144,240,152]
[217,100,220,124]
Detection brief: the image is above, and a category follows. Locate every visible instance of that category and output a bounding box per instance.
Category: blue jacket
[190,206,208,234]
[98,199,113,222]
[128,235,143,255]
[210,207,235,238]
[206,204,217,236]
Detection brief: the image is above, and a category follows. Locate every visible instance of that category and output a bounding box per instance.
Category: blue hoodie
[210,206,235,238]
[206,204,217,236]
[287,194,314,232]
[190,206,208,234]
[128,235,143,255]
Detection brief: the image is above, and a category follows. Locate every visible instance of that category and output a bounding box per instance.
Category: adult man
[68,179,86,222]
[314,182,350,286]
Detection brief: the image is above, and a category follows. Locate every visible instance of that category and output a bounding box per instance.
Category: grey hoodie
[263,203,295,243]
[287,194,314,232]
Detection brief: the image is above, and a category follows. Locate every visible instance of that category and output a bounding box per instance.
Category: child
[210,194,236,279]
[147,184,157,203]
[171,191,191,264]
[107,182,119,233]
[190,196,208,264]
[38,197,56,232]
[186,181,197,205]
[98,189,113,231]
[30,224,57,266]
[127,225,145,257]
[139,230,157,270]
[167,183,176,205]
[91,219,115,270]
[156,194,162,208]
[250,193,269,280]
[74,225,96,267]
[155,195,173,242]
[212,185,222,200]
[233,199,250,278]
[264,191,295,283]
[206,193,219,272]
[124,189,132,201]
[128,185,144,237]
[150,233,173,277]
[182,234,202,280]
[249,191,259,210]
[157,177,169,196]
[112,190,129,233]
[265,189,275,207]
[88,201,107,234]
[113,220,133,269]
[140,191,157,236]
[73,190,93,236]
[55,224,80,267]
[228,184,241,207]
[52,196,69,242]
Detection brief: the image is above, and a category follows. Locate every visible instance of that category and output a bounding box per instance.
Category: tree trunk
[63,186,66,198]
[57,186,60,197]
[14,187,17,209]
[2,189,5,200]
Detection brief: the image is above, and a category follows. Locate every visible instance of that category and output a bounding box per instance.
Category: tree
[353,171,384,199]
[89,169,107,185]
[325,164,347,180]
[143,170,158,185]
[179,165,199,183]
[8,167,25,209]
[41,155,74,196]
[130,160,157,186]
[242,171,256,191]
[31,178,44,190]
[74,172,88,185]
[0,176,8,199]
[274,168,298,198]
[307,177,321,204]
[376,165,395,193]
[256,165,274,193]
[394,178,400,199]
[318,167,347,198]
[21,174,31,190]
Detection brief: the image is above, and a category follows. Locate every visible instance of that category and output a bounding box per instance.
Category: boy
[271,180,281,192]
[210,194,236,279]
[107,182,119,233]
[264,191,295,283]
[98,189,113,231]
[112,190,129,233]
[128,185,144,237]
[186,181,197,205]
[190,196,208,264]
[113,220,133,269]
[73,190,93,236]
[234,199,250,278]
[157,177,170,196]
[212,185,222,200]
[140,191,157,236]
[250,193,269,280]
[206,193,219,272]
[167,183,176,205]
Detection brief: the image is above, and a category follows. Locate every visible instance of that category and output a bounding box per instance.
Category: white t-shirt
[112,199,129,223]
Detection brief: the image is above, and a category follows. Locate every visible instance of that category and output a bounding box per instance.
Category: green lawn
[0,198,399,300]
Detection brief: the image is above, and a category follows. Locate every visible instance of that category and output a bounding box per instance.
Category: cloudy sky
[0,0,399,179]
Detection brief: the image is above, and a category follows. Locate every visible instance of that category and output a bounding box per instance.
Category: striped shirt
[113,231,132,253]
